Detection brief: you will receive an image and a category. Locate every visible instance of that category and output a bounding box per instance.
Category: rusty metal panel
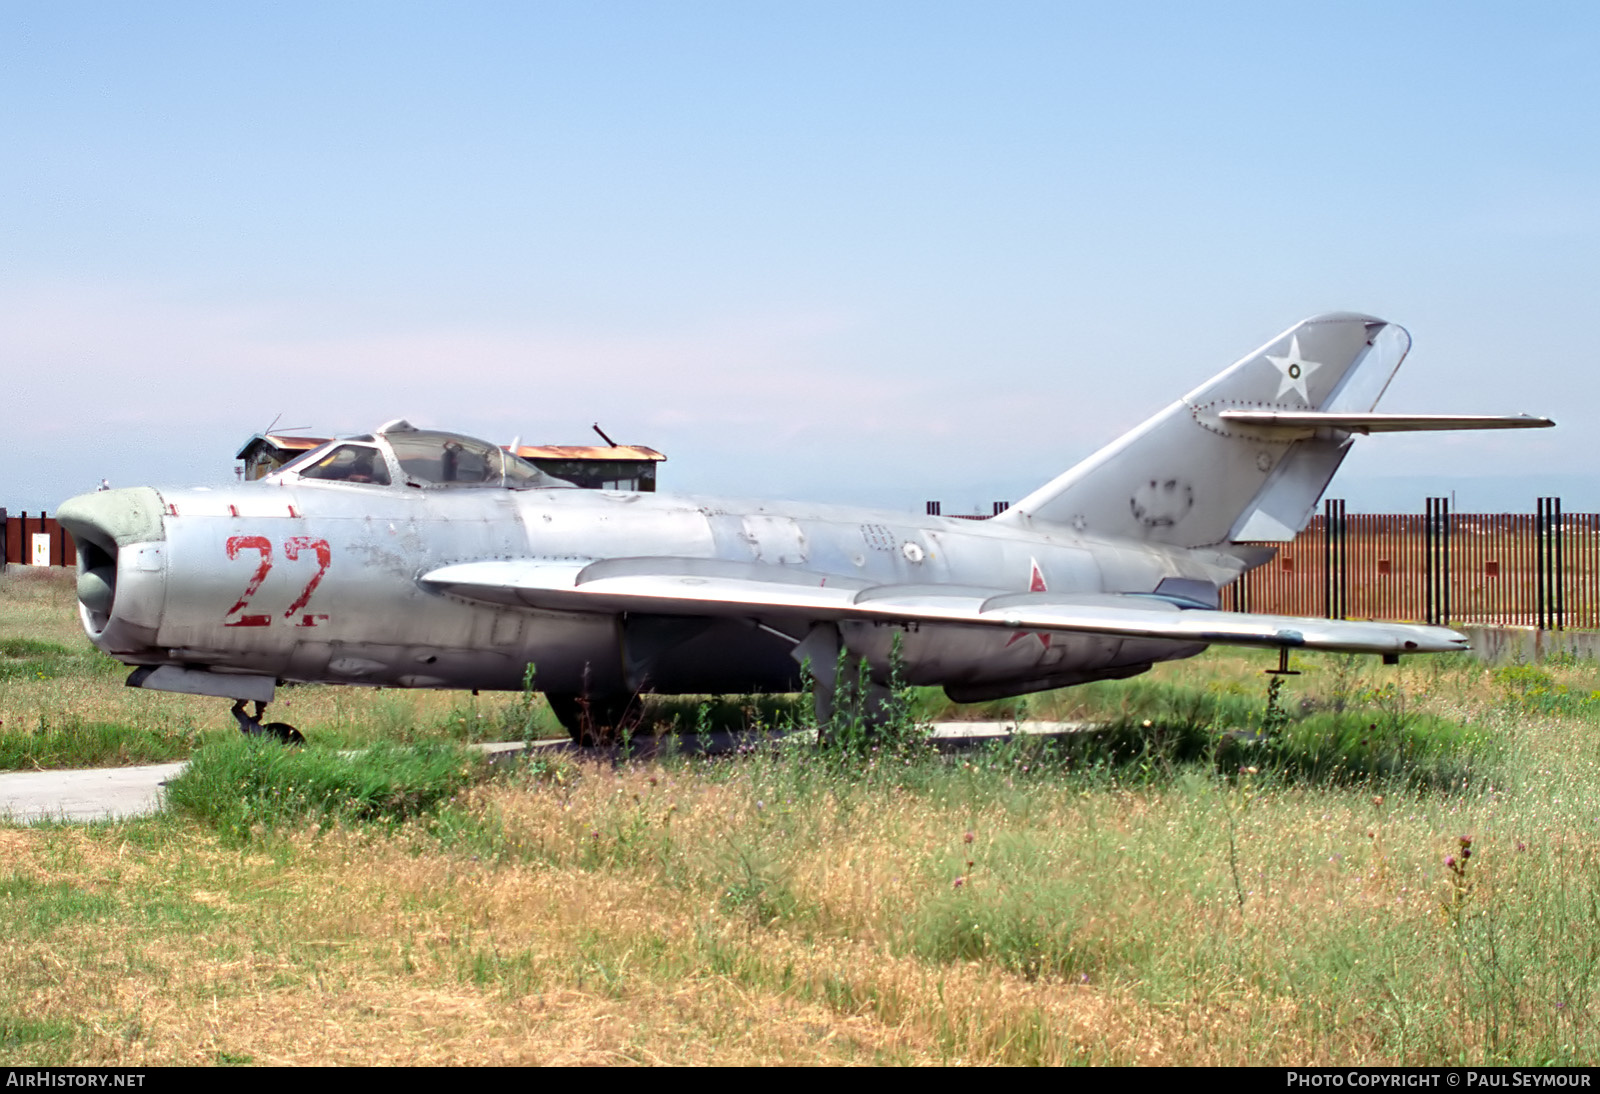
[1226,504,1600,628]
[513,444,665,462]
[0,512,75,568]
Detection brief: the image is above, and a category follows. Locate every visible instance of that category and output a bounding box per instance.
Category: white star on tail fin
[1265,335,1321,403]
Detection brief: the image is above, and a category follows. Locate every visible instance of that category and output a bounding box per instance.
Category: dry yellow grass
[0,567,85,646]
[9,564,1600,1063]
[0,816,1076,1065]
[5,732,1595,1066]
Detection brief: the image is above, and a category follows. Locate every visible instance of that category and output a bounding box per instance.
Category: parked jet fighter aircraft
[57,313,1551,743]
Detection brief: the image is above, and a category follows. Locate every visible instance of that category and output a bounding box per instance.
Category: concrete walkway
[0,760,188,824]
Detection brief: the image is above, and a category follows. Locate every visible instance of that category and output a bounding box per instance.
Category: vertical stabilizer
[994,313,1410,547]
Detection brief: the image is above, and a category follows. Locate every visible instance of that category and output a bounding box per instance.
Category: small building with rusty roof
[236,434,329,481]
[510,444,664,491]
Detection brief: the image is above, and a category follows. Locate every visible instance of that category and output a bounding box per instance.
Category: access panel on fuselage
[515,492,717,559]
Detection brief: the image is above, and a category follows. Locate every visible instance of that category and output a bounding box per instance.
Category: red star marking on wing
[1005,558,1051,649]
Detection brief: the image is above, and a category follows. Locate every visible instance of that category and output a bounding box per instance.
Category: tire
[261,722,305,745]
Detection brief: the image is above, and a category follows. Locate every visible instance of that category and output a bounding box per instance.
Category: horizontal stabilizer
[1217,411,1554,434]
[421,557,1467,656]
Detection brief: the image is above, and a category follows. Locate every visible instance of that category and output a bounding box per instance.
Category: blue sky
[3,2,1596,514]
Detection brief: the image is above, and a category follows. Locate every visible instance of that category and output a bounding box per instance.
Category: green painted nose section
[56,487,167,622]
[55,487,166,553]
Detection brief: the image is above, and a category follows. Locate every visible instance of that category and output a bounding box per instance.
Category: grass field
[5,566,1600,1064]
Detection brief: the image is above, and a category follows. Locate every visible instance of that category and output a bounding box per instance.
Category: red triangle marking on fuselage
[1007,557,1051,649]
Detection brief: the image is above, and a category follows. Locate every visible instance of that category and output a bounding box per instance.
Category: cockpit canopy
[272,421,571,490]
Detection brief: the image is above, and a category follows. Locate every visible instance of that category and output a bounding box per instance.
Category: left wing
[421,557,1466,656]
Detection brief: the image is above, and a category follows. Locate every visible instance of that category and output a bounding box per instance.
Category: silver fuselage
[82,480,1234,700]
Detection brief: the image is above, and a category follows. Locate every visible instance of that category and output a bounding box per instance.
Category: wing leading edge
[420,557,1467,656]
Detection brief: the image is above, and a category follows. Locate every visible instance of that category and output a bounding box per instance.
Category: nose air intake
[55,487,167,639]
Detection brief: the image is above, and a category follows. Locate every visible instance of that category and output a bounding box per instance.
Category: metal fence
[1221,498,1597,629]
[0,510,77,570]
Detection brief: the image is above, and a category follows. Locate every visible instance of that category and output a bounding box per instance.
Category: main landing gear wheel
[545,692,637,747]
[230,699,305,745]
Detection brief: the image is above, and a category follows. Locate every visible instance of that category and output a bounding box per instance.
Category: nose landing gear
[230,699,305,744]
